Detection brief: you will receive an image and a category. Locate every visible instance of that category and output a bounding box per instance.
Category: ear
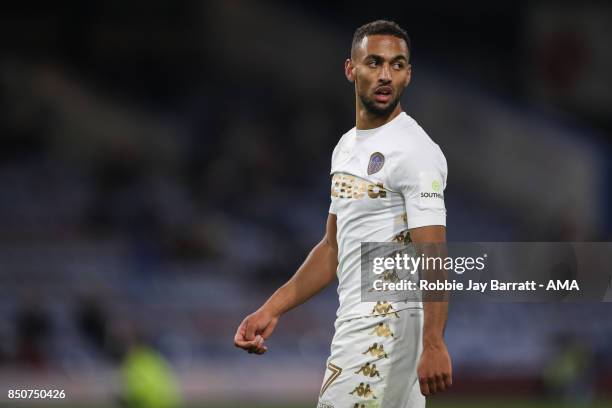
[345,58,355,83]
[404,63,412,87]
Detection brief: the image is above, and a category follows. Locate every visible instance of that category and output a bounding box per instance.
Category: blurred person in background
[235,20,451,407]
[74,295,124,362]
[543,333,595,406]
[116,321,182,408]
[15,292,52,369]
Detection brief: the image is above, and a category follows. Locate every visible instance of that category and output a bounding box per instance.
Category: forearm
[411,225,452,395]
[262,237,338,316]
[423,243,449,347]
[410,226,449,347]
[422,245,449,347]
[423,301,447,347]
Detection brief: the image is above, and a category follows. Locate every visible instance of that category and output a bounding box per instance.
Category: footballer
[234,20,452,407]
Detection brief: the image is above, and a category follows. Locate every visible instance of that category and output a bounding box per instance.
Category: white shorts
[317,306,425,408]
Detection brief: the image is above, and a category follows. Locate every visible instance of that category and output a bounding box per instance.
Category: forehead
[354,34,409,59]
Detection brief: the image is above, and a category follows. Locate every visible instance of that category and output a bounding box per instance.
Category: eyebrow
[363,54,408,62]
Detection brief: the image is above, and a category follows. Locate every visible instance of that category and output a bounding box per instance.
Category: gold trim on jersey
[391,228,411,243]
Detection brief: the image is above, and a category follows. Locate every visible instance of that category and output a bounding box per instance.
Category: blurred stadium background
[0,1,611,407]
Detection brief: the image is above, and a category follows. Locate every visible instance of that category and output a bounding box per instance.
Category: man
[234,20,452,407]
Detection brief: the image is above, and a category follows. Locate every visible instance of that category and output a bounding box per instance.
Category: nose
[378,63,391,83]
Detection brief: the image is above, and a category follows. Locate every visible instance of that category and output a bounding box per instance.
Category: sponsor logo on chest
[331,174,386,199]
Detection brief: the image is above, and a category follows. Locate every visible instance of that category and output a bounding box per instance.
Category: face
[345,35,411,116]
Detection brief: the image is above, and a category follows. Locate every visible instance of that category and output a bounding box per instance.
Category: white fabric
[317,308,425,408]
[329,112,447,321]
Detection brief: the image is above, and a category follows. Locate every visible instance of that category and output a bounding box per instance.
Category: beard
[359,89,402,116]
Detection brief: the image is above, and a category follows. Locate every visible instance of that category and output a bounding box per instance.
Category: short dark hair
[351,20,411,58]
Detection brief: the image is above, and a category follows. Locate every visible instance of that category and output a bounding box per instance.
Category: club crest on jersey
[367,152,385,175]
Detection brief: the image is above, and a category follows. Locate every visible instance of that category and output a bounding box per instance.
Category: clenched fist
[417,341,452,396]
[233,307,279,355]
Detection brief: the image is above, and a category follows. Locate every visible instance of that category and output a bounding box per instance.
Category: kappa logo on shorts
[349,382,377,399]
[355,361,382,378]
[362,343,389,359]
[370,323,395,338]
[367,152,385,175]
[370,301,400,318]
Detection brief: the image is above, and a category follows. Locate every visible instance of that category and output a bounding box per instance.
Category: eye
[368,60,378,68]
[392,62,404,70]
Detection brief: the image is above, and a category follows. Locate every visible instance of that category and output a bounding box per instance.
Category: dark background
[0,1,611,407]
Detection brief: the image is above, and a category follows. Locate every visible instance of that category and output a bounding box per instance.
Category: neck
[355,101,403,130]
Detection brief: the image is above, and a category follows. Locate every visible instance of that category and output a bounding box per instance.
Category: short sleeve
[329,197,338,214]
[329,144,339,215]
[393,144,447,229]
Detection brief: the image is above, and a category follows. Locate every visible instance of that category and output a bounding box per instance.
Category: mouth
[373,86,393,103]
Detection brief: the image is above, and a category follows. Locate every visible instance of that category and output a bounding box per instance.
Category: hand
[233,307,279,355]
[417,341,452,396]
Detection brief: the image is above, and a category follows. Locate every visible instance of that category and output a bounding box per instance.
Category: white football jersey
[329,112,447,320]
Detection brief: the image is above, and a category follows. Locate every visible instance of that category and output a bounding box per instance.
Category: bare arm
[261,213,338,316]
[234,214,338,354]
[410,225,452,396]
